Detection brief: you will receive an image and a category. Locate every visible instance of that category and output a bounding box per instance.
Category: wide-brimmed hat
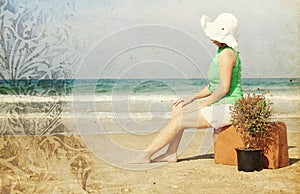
[201,13,239,50]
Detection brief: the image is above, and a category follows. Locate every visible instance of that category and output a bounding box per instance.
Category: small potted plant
[230,93,273,172]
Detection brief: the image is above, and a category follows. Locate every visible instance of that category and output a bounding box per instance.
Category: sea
[0,78,299,135]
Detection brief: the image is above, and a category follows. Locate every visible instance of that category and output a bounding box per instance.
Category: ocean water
[1,78,299,96]
[0,78,299,134]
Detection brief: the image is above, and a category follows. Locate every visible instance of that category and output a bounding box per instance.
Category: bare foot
[151,152,178,163]
[125,151,151,164]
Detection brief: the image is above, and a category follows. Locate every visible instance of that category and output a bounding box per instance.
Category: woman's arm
[192,85,212,101]
[174,85,211,107]
[199,48,236,107]
[174,48,236,108]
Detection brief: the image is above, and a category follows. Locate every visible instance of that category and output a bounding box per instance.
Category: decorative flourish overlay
[0,1,90,192]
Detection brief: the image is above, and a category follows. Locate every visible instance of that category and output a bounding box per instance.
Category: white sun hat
[201,13,239,50]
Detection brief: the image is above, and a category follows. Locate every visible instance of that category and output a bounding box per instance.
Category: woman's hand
[173,96,194,107]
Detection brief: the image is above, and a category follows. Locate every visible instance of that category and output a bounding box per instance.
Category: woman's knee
[169,113,183,129]
[171,105,182,118]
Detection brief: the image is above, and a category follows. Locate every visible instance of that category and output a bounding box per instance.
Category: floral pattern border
[0,1,91,193]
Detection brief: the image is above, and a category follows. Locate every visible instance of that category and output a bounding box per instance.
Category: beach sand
[1,130,299,193]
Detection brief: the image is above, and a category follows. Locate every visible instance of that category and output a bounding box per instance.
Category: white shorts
[200,104,233,129]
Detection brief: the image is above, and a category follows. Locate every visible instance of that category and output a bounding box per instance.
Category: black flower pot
[235,148,262,172]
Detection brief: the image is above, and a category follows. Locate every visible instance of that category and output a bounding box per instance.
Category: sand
[0,131,299,193]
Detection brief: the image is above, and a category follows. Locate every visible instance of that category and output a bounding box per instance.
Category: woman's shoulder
[218,47,237,64]
[219,46,236,55]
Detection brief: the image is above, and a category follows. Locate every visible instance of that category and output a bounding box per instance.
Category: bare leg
[152,102,200,162]
[132,102,211,163]
[151,130,183,162]
[130,120,181,163]
[146,105,184,163]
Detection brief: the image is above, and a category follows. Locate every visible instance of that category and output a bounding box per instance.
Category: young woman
[134,13,243,163]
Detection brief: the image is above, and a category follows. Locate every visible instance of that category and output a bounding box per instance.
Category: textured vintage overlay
[0,0,82,135]
[0,135,93,193]
[1,0,299,193]
[0,1,90,192]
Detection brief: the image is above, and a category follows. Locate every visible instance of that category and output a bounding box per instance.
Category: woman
[134,13,243,163]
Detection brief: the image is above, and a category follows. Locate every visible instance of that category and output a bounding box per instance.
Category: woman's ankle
[152,152,178,163]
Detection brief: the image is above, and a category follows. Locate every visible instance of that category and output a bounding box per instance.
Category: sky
[72,0,299,79]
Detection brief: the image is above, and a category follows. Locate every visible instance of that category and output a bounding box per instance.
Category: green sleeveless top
[207,47,243,105]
